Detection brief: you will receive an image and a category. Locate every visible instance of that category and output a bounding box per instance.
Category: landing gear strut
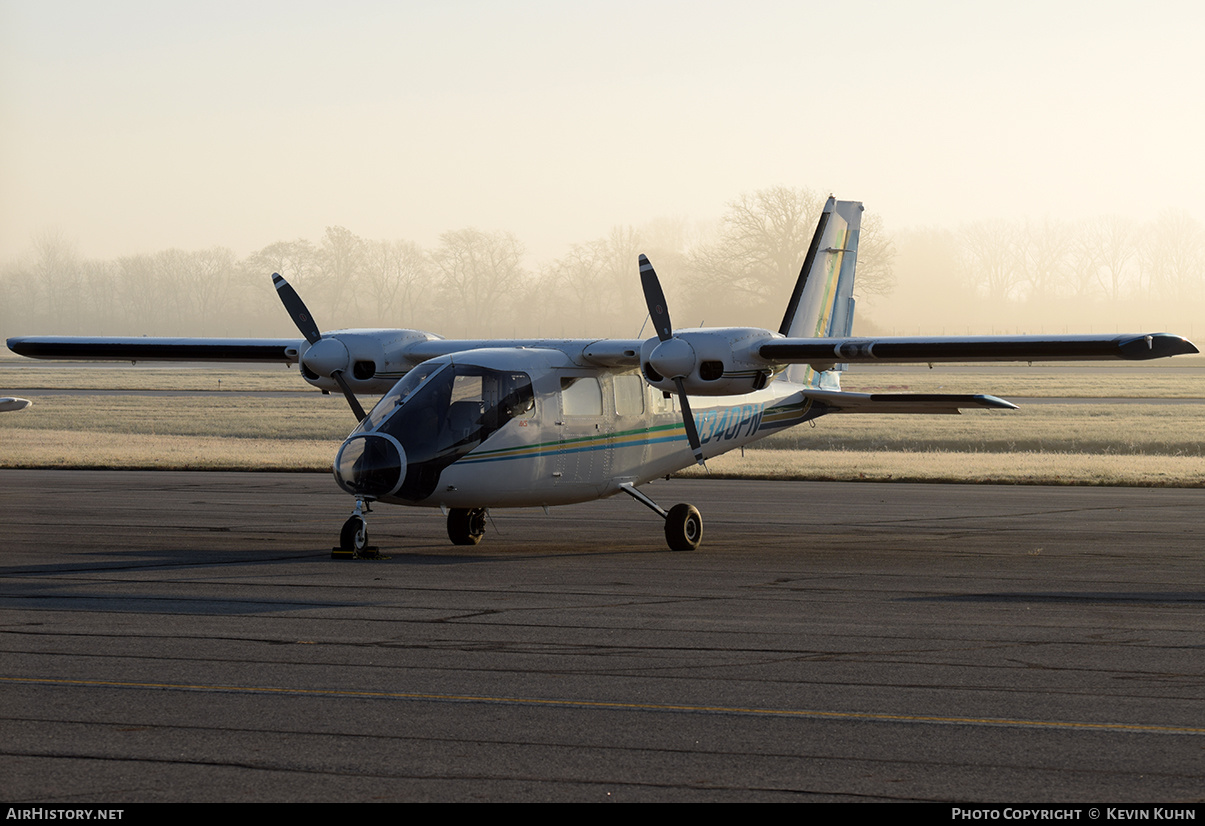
[448,507,487,546]
[619,483,703,551]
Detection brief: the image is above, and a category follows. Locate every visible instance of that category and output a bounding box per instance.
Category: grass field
[2,362,1203,485]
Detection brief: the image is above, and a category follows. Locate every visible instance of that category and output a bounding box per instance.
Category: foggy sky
[2,0,1203,264]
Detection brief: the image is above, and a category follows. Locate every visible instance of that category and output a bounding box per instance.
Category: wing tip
[1118,334,1199,360]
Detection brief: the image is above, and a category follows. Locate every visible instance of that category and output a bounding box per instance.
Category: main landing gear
[619,483,703,551]
[447,507,487,546]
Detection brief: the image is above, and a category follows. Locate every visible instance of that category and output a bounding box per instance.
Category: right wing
[6,336,302,363]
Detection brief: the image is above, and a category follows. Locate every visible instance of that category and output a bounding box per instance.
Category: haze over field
[2,1,1203,339]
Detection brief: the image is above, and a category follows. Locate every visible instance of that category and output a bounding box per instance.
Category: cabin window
[561,376,602,416]
[614,374,645,416]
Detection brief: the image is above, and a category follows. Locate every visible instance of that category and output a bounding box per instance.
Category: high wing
[7,330,1194,370]
[6,337,301,363]
[7,197,1198,423]
[759,332,1196,366]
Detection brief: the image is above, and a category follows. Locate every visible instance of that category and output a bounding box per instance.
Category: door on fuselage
[553,373,610,489]
[607,372,654,479]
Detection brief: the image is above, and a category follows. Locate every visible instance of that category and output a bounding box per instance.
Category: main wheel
[664,503,702,551]
[340,515,368,553]
[447,507,487,546]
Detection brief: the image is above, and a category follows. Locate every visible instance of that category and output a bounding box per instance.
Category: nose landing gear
[333,497,382,559]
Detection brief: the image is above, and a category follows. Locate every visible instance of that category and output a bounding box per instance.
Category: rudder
[778,197,862,385]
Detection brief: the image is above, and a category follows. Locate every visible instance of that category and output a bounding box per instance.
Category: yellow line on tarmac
[4,675,1202,736]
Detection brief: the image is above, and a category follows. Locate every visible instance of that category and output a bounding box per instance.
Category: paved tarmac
[0,470,1202,803]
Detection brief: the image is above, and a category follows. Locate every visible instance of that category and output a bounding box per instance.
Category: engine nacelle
[297,329,440,394]
[639,328,777,396]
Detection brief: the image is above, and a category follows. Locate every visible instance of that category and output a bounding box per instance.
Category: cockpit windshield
[356,362,445,434]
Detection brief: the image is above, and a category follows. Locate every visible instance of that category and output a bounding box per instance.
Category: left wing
[759,333,1197,367]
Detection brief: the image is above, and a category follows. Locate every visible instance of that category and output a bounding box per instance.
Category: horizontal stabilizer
[762,333,1198,365]
[801,389,1017,414]
[7,337,301,362]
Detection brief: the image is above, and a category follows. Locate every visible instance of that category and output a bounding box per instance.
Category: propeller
[639,255,704,466]
[272,273,367,422]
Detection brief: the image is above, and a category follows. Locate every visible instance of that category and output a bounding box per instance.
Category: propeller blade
[673,377,705,466]
[638,255,702,465]
[332,371,368,422]
[272,273,322,345]
[639,255,673,342]
[272,272,365,422]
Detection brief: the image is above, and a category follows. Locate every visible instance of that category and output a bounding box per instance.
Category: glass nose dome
[333,434,406,498]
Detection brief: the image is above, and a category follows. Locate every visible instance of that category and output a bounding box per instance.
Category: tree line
[3,187,1203,342]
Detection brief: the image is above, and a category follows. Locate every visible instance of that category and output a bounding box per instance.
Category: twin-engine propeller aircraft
[7,199,1198,555]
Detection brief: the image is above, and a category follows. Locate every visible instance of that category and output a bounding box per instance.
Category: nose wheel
[333,499,381,559]
[340,515,368,552]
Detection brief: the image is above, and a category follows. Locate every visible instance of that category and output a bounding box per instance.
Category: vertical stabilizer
[778,198,862,385]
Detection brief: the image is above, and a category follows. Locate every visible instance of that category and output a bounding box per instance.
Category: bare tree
[687,187,894,327]
[183,247,237,328]
[690,187,825,314]
[1140,209,1204,303]
[432,229,525,336]
[245,239,318,288]
[0,260,27,337]
[116,253,172,333]
[960,219,1023,303]
[855,212,896,300]
[317,226,368,321]
[361,239,432,327]
[1016,218,1072,302]
[598,225,646,330]
[29,229,82,328]
[78,258,120,334]
[1087,215,1138,303]
[549,240,612,332]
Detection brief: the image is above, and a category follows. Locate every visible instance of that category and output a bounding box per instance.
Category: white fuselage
[347,347,819,510]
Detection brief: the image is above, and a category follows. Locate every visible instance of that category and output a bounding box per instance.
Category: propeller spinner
[638,255,705,466]
[272,273,367,422]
